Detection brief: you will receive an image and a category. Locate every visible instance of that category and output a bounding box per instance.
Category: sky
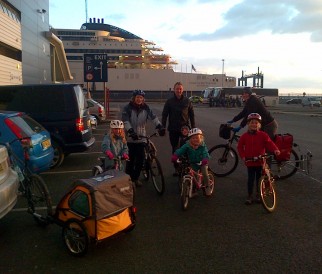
[49,0,322,95]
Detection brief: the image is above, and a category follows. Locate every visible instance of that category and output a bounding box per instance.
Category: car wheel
[50,140,65,168]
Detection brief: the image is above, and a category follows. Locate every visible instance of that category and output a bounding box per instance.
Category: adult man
[162,82,195,175]
[227,87,278,139]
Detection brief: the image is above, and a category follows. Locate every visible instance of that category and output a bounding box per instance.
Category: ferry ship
[51,18,236,92]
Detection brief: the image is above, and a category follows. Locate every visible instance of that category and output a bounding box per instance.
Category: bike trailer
[274,133,293,161]
[219,124,232,139]
[54,169,136,241]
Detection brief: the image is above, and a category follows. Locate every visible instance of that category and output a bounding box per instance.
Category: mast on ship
[85,0,88,23]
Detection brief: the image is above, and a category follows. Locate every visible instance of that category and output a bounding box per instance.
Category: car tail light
[5,118,24,139]
[76,118,84,132]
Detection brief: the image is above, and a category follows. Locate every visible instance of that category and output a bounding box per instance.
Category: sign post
[83,54,109,115]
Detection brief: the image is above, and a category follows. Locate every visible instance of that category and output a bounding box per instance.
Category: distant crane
[85,0,88,23]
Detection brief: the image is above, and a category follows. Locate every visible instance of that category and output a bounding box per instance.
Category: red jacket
[237,130,278,167]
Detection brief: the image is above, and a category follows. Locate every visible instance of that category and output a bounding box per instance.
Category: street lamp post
[222,59,225,87]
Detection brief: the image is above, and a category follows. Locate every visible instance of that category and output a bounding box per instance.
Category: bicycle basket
[219,124,232,139]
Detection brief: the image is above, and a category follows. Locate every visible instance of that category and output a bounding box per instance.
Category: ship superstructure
[51,18,236,92]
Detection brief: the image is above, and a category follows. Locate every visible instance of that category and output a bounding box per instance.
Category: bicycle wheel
[260,176,276,213]
[181,177,191,210]
[208,145,238,177]
[206,170,215,196]
[149,156,165,195]
[62,219,89,257]
[26,174,53,225]
[270,149,299,180]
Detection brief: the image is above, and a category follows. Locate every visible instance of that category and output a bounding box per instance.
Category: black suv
[0,84,95,167]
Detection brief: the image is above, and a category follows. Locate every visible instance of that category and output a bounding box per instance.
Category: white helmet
[188,128,203,137]
[110,120,124,129]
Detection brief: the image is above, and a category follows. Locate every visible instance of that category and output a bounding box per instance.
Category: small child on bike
[101,120,129,171]
[179,125,190,147]
[237,113,280,205]
[171,128,212,196]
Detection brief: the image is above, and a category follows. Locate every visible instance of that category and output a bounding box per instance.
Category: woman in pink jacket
[237,113,280,205]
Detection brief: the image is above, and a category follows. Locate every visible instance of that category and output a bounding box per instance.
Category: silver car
[87,98,106,123]
[0,145,19,219]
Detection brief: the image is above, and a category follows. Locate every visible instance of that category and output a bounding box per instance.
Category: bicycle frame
[246,154,276,212]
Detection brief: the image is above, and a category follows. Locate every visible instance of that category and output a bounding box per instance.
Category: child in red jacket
[237,113,280,205]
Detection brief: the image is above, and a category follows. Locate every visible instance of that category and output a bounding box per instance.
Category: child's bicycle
[92,156,126,176]
[208,124,312,179]
[178,160,215,211]
[0,139,52,225]
[139,132,165,195]
[246,154,276,213]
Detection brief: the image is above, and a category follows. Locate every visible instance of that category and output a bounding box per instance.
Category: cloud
[180,0,322,42]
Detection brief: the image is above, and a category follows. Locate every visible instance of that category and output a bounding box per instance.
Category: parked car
[0,111,54,173]
[0,145,19,219]
[189,96,203,104]
[87,98,106,123]
[0,84,95,168]
[286,98,302,104]
[302,97,321,107]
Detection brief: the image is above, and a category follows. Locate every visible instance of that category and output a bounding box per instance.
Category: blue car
[0,111,54,173]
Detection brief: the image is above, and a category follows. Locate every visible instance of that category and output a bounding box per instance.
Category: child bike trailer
[53,170,136,256]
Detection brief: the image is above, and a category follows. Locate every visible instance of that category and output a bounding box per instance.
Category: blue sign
[83,54,108,82]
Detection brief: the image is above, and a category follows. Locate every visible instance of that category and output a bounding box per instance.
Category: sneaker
[205,186,212,197]
[255,193,261,203]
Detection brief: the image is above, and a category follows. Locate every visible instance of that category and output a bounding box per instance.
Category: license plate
[42,139,51,150]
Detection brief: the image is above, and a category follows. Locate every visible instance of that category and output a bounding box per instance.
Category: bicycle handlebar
[138,132,159,139]
[245,154,272,162]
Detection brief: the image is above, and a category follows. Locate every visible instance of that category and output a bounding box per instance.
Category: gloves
[227,120,234,124]
[128,128,139,140]
[232,126,242,133]
[201,158,209,166]
[122,153,129,160]
[171,154,179,163]
[105,150,114,160]
[156,124,166,136]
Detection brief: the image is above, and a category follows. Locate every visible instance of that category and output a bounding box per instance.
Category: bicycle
[0,139,53,225]
[92,156,126,176]
[246,154,276,213]
[139,133,165,195]
[208,124,311,180]
[179,160,215,210]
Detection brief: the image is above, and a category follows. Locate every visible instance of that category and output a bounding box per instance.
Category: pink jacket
[237,130,278,167]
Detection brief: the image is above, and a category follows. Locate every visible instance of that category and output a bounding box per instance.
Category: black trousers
[169,130,181,153]
[126,142,145,181]
[247,166,262,196]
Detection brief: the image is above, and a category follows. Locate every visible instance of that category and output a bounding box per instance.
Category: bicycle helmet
[247,113,262,122]
[242,87,252,95]
[132,89,145,97]
[110,120,124,129]
[188,128,203,137]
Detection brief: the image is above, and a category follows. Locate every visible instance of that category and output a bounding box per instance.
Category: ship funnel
[89,18,92,23]
[97,18,100,23]
[93,17,96,23]
[102,18,104,23]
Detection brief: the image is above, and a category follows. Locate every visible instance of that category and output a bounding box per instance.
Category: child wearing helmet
[101,120,129,171]
[171,128,212,196]
[237,113,280,205]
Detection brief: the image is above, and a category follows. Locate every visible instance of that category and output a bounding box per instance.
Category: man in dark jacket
[227,87,278,139]
[162,82,195,175]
